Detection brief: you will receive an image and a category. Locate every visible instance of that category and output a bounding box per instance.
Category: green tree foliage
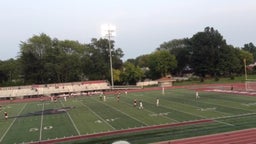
[242,42,256,61]
[190,27,227,78]
[148,50,177,79]
[2,28,256,86]
[19,33,53,84]
[157,39,190,75]
[120,62,144,85]
[218,45,241,76]
[83,38,123,80]
[18,34,123,84]
[0,59,20,85]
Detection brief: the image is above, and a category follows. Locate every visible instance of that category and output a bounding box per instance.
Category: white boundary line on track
[79,101,116,130]
[60,101,81,135]
[0,103,27,143]
[39,103,44,141]
[214,112,256,120]
[158,128,256,144]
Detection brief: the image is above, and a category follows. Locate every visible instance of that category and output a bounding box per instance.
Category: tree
[238,49,254,67]
[19,34,86,84]
[190,27,226,78]
[0,59,20,85]
[148,50,177,79]
[218,45,241,77]
[19,33,52,84]
[120,62,144,85]
[157,39,190,75]
[82,38,123,82]
[242,42,256,61]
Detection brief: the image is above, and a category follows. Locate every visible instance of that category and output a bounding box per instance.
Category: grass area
[173,75,247,86]
[1,88,256,143]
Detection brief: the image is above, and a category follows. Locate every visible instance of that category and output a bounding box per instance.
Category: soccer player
[139,101,143,109]
[162,87,165,95]
[99,94,103,101]
[54,97,57,103]
[64,96,67,102]
[4,112,8,120]
[133,99,137,107]
[196,91,200,99]
[103,95,106,101]
[117,95,120,102]
[156,98,159,107]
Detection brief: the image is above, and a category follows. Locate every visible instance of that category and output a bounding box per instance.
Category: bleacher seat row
[0,80,110,99]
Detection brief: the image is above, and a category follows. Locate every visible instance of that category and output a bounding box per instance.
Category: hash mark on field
[121,96,178,122]
[79,101,116,130]
[39,103,44,141]
[97,99,148,126]
[60,101,81,135]
[0,103,27,143]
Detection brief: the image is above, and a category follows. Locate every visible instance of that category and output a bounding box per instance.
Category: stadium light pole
[101,24,116,89]
[244,58,247,80]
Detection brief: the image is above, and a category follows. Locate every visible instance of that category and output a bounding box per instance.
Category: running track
[30,119,212,144]
[156,128,256,144]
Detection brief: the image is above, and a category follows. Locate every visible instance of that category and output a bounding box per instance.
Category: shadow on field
[10,106,75,119]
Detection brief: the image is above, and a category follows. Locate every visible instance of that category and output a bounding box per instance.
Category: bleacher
[0,80,110,99]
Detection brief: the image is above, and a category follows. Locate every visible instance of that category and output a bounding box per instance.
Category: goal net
[245,79,256,91]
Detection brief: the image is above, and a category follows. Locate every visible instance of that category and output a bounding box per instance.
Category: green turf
[1,88,256,143]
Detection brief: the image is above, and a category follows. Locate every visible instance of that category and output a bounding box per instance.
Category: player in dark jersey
[133,99,137,107]
[4,112,8,120]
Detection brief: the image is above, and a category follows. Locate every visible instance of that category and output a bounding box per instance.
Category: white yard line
[174,92,254,112]
[79,101,116,130]
[149,100,207,119]
[198,100,254,112]
[60,101,81,135]
[0,103,27,143]
[122,99,179,122]
[97,99,148,126]
[168,96,231,116]
[39,103,44,141]
[158,101,235,126]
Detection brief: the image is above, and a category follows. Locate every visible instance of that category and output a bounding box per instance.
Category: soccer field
[1,88,256,143]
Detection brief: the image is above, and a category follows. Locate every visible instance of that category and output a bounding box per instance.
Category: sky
[0,0,256,61]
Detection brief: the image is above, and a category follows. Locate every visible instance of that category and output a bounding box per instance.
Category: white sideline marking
[79,101,116,130]
[209,112,256,127]
[60,101,81,135]
[214,119,234,126]
[39,103,44,141]
[214,112,256,120]
[0,103,27,143]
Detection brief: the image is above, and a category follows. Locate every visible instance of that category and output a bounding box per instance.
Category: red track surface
[30,119,212,144]
[156,128,256,144]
